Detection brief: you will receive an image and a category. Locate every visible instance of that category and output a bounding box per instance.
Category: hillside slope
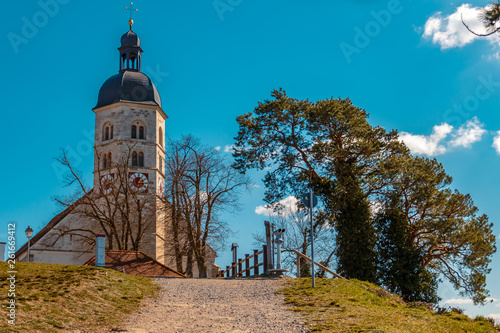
[280,278,499,332]
[0,262,159,332]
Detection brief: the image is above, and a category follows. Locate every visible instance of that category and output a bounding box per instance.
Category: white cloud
[399,123,453,156]
[423,4,495,49]
[486,313,500,322]
[443,298,474,305]
[214,146,221,151]
[224,145,235,153]
[255,196,299,216]
[450,117,486,148]
[492,131,500,154]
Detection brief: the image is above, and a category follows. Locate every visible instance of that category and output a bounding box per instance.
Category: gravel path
[115,277,310,333]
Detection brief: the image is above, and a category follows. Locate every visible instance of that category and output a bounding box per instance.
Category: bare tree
[253,197,336,277]
[164,136,252,278]
[53,145,158,252]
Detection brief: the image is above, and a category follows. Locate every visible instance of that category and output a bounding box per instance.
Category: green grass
[0,262,160,332]
[279,278,499,333]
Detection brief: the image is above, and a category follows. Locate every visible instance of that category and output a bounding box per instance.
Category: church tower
[92,20,167,262]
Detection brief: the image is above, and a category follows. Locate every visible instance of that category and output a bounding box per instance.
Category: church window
[103,153,112,169]
[132,151,138,166]
[103,122,113,141]
[159,127,163,148]
[132,125,137,138]
[139,126,145,139]
[138,152,144,167]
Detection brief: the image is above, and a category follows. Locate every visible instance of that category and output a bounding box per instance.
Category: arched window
[139,126,145,139]
[159,127,163,148]
[132,151,138,167]
[103,153,112,169]
[138,152,144,167]
[131,125,137,139]
[130,53,137,69]
[103,122,114,141]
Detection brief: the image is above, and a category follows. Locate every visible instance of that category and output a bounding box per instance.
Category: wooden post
[253,250,259,276]
[232,262,237,277]
[296,253,301,278]
[263,245,268,274]
[238,258,242,277]
[245,254,250,277]
[226,266,230,278]
[265,221,273,273]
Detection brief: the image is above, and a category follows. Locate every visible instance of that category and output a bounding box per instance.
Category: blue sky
[2,0,500,321]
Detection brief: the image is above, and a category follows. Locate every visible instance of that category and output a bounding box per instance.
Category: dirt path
[114,277,310,333]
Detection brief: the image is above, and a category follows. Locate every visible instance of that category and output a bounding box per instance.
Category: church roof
[84,250,186,278]
[14,193,87,259]
[94,71,161,109]
[121,29,140,48]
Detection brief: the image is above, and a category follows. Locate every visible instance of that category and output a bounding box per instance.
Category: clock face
[100,174,115,195]
[128,172,149,192]
[157,177,164,196]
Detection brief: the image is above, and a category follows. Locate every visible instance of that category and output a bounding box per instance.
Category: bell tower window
[132,151,144,167]
[159,127,163,148]
[102,153,112,169]
[131,121,146,139]
[132,151,138,166]
[138,152,144,167]
[103,122,114,141]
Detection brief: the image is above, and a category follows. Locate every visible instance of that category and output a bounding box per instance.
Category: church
[15,18,217,278]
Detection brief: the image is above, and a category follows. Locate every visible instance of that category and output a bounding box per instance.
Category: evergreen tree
[376,195,439,303]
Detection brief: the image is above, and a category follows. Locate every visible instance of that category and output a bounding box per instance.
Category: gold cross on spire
[125,2,138,28]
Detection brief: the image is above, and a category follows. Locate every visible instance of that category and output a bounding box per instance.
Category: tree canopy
[234,89,496,303]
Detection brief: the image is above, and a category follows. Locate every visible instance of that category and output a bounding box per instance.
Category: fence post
[245,254,250,277]
[296,253,301,278]
[238,258,242,277]
[225,266,229,277]
[232,262,237,277]
[253,250,259,276]
[263,245,268,274]
[265,221,273,273]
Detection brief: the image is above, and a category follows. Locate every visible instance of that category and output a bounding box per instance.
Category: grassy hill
[280,278,499,332]
[0,262,159,332]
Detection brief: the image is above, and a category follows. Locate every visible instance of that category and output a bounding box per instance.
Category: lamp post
[25,226,33,263]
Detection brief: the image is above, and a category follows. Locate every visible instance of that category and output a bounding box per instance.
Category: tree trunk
[186,249,193,278]
[196,257,208,278]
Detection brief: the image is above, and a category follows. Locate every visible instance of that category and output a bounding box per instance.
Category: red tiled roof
[84,250,186,278]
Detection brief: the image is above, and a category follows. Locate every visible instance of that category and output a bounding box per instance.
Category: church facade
[15,22,217,278]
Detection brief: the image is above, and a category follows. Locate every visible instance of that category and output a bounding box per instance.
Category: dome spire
[125,2,138,30]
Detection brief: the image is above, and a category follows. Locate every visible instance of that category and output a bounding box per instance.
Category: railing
[292,249,346,280]
[217,245,268,278]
